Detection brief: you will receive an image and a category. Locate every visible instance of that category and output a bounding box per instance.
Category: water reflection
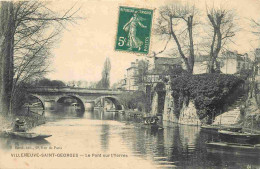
[89,110,260,168]
[0,108,259,169]
[100,124,110,151]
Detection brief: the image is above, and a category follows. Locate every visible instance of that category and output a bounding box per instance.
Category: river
[0,109,259,169]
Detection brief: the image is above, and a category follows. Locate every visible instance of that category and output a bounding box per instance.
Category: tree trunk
[169,17,191,74]
[0,2,15,115]
[208,57,215,73]
[187,16,194,74]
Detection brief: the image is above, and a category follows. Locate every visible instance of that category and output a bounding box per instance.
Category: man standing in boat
[13,118,26,132]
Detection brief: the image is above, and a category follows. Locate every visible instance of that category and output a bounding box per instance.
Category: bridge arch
[28,94,45,110]
[94,96,124,110]
[55,95,86,112]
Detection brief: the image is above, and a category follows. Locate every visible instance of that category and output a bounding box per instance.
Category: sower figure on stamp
[123,11,147,51]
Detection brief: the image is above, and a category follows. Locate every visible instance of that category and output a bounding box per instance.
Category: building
[117,57,183,91]
[117,52,253,90]
[144,57,183,84]
[220,51,252,74]
[118,59,139,90]
[193,55,210,74]
[193,51,253,75]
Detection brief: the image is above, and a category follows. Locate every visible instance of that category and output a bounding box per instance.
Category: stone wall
[162,82,201,126]
[151,92,158,116]
[178,101,201,126]
[163,83,178,123]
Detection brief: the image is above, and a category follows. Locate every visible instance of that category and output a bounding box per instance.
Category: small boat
[206,141,260,157]
[2,130,52,139]
[218,130,260,144]
[141,124,164,130]
[201,125,242,133]
[71,103,81,110]
[141,116,163,130]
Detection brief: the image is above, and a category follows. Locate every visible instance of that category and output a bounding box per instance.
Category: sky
[47,0,260,84]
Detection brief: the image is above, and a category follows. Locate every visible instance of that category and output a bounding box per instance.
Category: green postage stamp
[115,6,153,54]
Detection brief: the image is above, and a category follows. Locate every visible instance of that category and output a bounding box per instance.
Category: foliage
[168,66,188,79]
[11,78,65,111]
[12,83,28,113]
[238,68,253,80]
[35,78,66,87]
[0,1,80,114]
[118,91,151,112]
[171,73,244,118]
[136,59,149,83]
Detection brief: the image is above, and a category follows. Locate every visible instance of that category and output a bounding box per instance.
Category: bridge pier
[44,101,56,110]
[84,102,94,111]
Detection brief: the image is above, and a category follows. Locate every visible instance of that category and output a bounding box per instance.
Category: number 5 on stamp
[115,6,153,54]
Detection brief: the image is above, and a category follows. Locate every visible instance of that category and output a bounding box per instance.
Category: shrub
[118,91,150,112]
[171,73,244,119]
[36,78,66,87]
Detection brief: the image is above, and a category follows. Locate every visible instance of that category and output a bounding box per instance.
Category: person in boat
[144,116,159,125]
[144,117,150,125]
[150,116,159,125]
[13,118,26,132]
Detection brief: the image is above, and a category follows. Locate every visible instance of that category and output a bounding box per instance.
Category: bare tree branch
[154,3,199,74]
[206,7,238,73]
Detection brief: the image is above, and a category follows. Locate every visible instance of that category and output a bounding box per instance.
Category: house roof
[154,57,182,65]
[195,55,210,62]
[221,51,252,62]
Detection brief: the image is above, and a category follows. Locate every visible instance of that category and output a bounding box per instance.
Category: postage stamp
[115,6,153,54]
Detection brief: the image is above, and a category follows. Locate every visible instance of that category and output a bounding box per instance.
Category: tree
[36,78,66,87]
[97,57,111,89]
[0,1,80,115]
[155,3,198,74]
[77,81,82,88]
[250,19,260,108]
[118,91,150,112]
[0,2,15,115]
[136,59,149,84]
[250,19,260,37]
[206,7,237,73]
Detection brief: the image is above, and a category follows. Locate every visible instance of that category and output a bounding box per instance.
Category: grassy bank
[0,111,46,131]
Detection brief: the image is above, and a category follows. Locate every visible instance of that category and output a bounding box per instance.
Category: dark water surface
[0,109,259,169]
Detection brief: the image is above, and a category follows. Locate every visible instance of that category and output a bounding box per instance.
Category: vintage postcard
[0,0,260,169]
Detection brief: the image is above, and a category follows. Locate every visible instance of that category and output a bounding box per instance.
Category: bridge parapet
[27,87,134,95]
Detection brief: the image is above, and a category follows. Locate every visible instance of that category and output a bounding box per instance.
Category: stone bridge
[26,87,132,111]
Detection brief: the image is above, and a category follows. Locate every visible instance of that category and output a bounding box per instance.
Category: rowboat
[218,130,260,144]
[201,125,242,133]
[1,130,52,139]
[206,141,260,157]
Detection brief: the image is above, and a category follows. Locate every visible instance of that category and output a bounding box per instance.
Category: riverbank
[16,111,46,130]
[0,110,46,131]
